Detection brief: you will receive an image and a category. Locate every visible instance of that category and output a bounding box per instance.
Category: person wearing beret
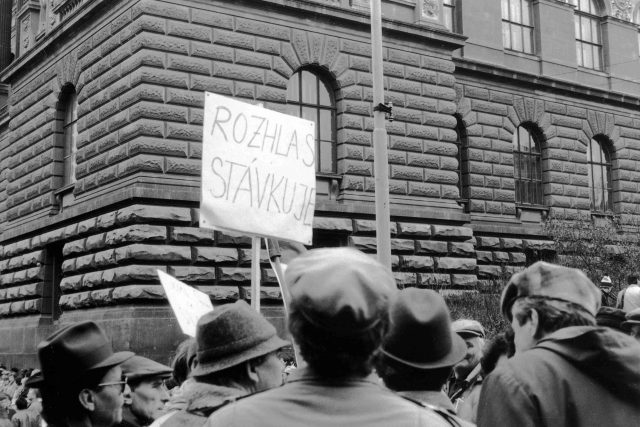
[118,356,172,427]
[375,288,474,427]
[27,321,134,427]
[206,248,454,427]
[477,261,640,427]
[157,300,289,427]
[444,318,485,415]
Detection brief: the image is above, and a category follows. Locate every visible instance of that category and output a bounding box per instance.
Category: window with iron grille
[443,0,455,32]
[513,125,543,205]
[570,0,602,70]
[286,68,338,200]
[501,0,534,54]
[59,85,78,188]
[587,137,613,212]
[455,116,469,201]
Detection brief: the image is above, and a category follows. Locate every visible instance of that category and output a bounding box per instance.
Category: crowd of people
[4,247,640,427]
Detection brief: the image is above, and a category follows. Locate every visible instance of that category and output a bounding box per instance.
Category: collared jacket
[445,363,482,418]
[205,367,456,427]
[154,382,244,427]
[397,390,475,427]
[477,326,640,427]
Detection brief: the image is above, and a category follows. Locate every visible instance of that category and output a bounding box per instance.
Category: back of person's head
[512,296,595,340]
[171,338,197,386]
[15,397,28,411]
[617,285,640,312]
[480,331,515,375]
[285,248,397,379]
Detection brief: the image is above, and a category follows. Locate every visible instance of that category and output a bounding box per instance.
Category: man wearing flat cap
[376,288,473,427]
[477,261,640,427]
[29,320,134,427]
[445,318,484,415]
[118,356,172,427]
[159,300,288,427]
[206,247,453,427]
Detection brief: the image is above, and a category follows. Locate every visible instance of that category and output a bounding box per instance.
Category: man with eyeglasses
[119,356,172,427]
[26,321,133,427]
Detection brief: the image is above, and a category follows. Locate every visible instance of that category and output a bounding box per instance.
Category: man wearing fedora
[119,356,172,427]
[477,261,640,427]
[159,300,289,427]
[376,288,473,427]
[206,248,452,427]
[445,318,485,413]
[29,321,134,427]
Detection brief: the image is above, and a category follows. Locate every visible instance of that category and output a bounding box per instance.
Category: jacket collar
[182,381,246,412]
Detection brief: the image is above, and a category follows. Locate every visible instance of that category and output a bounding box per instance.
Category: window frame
[443,0,456,32]
[571,0,603,70]
[587,137,613,213]
[501,0,535,54]
[513,124,543,206]
[455,116,469,205]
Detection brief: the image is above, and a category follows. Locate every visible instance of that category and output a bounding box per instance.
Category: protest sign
[200,93,316,245]
[157,270,214,337]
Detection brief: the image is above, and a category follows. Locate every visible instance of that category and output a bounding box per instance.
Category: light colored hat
[285,248,397,336]
[501,261,601,319]
[191,301,289,377]
[452,319,485,339]
[601,276,612,284]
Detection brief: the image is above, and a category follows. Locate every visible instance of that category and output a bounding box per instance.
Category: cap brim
[381,332,467,370]
[192,336,289,377]
[621,320,640,330]
[92,351,135,370]
[456,330,484,339]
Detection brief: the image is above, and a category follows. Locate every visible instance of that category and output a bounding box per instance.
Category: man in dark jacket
[206,248,454,427]
[159,300,289,427]
[477,261,640,427]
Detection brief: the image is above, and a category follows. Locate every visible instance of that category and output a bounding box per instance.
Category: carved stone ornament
[611,0,632,21]
[422,0,440,18]
[22,18,30,49]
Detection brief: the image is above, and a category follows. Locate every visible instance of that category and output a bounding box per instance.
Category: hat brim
[621,320,640,330]
[191,335,289,377]
[28,351,134,389]
[455,330,485,339]
[381,332,467,370]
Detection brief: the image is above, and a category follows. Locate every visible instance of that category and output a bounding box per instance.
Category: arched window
[501,0,534,54]
[587,137,613,212]
[455,116,469,202]
[570,0,602,70]
[59,86,78,188]
[513,125,543,205]
[286,69,337,198]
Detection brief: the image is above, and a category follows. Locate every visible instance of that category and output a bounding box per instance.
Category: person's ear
[246,360,260,385]
[78,389,96,412]
[528,309,540,339]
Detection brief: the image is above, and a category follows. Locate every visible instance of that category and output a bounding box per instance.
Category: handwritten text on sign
[200,93,316,245]
[158,270,214,337]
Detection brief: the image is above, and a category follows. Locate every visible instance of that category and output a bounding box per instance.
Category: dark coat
[478,326,640,427]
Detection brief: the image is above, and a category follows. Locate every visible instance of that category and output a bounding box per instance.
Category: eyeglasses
[96,378,127,393]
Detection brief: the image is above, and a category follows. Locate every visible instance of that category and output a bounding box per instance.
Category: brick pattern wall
[456,81,640,221]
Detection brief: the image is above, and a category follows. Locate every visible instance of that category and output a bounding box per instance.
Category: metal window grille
[587,138,613,212]
[513,125,543,205]
[455,117,469,200]
[501,0,534,54]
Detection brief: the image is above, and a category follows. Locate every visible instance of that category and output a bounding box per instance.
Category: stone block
[476,250,493,263]
[394,272,418,288]
[451,274,478,287]
[500,238,523,250]
[391,239,416,253]
[94,249,118,268]
[476,236,500,249]
[353,219,397,235]
[431,225,473,239]
[509,252,527,264]
[435,257,476,272]
[477,265,502,278]
[172,266,216,283]
[115,205,191,225]
[449,242,475,256]
[418,273,451,287]
[415,241,448,255]
[492,252,510,262]
[104,225,167,246]
[194,247,238,264]
[216,232,252,247]
[169,227,215,244]
[104,265,165,284]
[199,286,238,302]
[313,217,353,233]
[218,267,251,283]
[401,256,434,271]
[114,244,191,263]
[523,240,555,251]
[112,285,165,302]
[85,234,107,251]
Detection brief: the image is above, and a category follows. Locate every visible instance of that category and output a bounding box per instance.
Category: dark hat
[31,321,133,388]
[622,307,640,330]
[191,301,289,377]
[285,248,397,336]
[596,306,627,331]
[452,319,485,339]
[381,289,466,369]
[121,356,172,383]
[501,261,601,320]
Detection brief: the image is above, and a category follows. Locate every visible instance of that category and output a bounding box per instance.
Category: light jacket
[205,367,456,427]
[477,326,640,427]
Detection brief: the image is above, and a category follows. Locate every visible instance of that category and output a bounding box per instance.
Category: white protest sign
[157,270,213,337]
[200,93,316,245]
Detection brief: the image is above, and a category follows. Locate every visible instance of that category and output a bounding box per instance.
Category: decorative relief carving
[422,0,440,18]
[611,0,633,21]
[21,18,30,49]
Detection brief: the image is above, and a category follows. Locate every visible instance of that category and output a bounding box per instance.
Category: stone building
[0,0,639,365]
